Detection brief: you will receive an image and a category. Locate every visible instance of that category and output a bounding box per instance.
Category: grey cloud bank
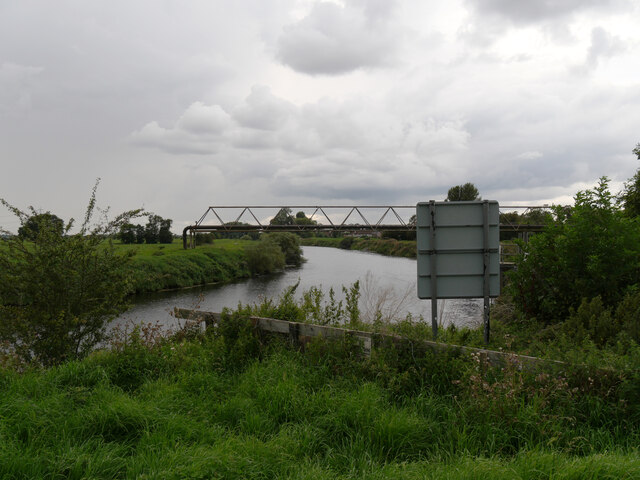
[0,0,639,233]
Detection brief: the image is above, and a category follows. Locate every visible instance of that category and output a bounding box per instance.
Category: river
[113,246,485,332]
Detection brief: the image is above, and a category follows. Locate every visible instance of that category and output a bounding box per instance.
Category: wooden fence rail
[174,308,557,370]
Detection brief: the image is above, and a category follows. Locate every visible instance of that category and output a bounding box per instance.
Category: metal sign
[416,200,500,343]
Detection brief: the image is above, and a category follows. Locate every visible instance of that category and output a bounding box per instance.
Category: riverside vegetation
[0,291,638,478]
[301,236,417,258]
[0,182,303,365]
[119,232,304,293]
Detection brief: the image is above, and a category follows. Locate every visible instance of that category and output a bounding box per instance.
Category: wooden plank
[174,308,556,369]
[252,317,291,334]
[174,308,221,327]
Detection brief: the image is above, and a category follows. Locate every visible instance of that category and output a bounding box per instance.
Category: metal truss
[183,204,553,248]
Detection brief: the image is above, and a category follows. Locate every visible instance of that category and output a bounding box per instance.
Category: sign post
[416,200,500,343]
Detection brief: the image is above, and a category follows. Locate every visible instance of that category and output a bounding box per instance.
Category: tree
[270,208,294,226]
[119,223,137,244]
[158,218,173,244]
[264,232,303,266]
[17,212,64,241]
[0,182,143,365]
[509,177,640,324]
[144,214,162,244]
[244,238,285,275]
[446,183,480,201]
[620,142,640,217]
[135,224,146,244]
[293,211,317,226]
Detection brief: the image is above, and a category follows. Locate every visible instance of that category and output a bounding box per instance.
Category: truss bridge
[182,205,549,249]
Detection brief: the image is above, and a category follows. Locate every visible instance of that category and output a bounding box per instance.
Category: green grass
[1,314,638,479]
[114,239,253,293]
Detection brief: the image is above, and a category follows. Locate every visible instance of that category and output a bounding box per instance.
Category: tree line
[118,214,174,244]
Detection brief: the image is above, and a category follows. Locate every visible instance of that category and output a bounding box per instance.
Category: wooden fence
[174,308,557,370]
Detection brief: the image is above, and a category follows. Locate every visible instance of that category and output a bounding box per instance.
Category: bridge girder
[182,205,550,249]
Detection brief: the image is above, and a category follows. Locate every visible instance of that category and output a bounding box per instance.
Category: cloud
[0,62,43,113]
[130,102,232,155]
[232,85,296,131]
[276,1,401,75]
[465,0,622,25]
[585,27,625,69]
[129,59,640,206]
[131,86,473,201]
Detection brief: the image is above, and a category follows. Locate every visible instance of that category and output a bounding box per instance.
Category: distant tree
[195,233,215,245]
[270,208,295,226]
[158,218,173,244]
[446,183,480,202]
[118,223,137,244]
[381,212,416,241]
[144,215,162,244]
[293,211,318,237]
[620,142,640,217]
[294,211,317,226]
[17,212,64,241]
[218,221,255,239]
[135,224,145,244]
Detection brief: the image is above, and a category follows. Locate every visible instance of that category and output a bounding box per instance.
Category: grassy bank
[115,239,252,294]
[1,309,638,479]
[301,236,417,258]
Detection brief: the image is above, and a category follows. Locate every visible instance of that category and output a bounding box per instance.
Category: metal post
[483,200,490,345]
[429,201,438,340]
[182,227,189,249]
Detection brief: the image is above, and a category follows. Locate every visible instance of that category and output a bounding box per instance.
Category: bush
[509,178,640,324]
[244,239,285,275]
[263,232,302,266]
[339,237,354,249]
[0,182,143,365]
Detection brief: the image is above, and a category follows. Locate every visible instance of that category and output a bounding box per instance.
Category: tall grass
[115,239,252,293]
[1,307,638,479]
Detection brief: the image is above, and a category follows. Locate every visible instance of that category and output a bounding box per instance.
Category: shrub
[339,237,354,249]
[509,178,640,324]
[263,232,302,266]
[244,239,285,275]
[0,182,143,365]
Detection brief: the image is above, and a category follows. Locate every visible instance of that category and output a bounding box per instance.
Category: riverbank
[118,236,416,295]
[301,236,416,258]
[116,239,252,294]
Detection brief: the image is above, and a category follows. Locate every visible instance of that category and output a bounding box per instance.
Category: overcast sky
[1,0,639,232]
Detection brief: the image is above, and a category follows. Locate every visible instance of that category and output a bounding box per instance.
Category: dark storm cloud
[276,1,401,75]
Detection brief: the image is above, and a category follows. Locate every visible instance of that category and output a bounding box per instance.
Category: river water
[113,246,484,332]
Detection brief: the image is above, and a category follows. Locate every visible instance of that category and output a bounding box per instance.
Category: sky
[1,0,639,233]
